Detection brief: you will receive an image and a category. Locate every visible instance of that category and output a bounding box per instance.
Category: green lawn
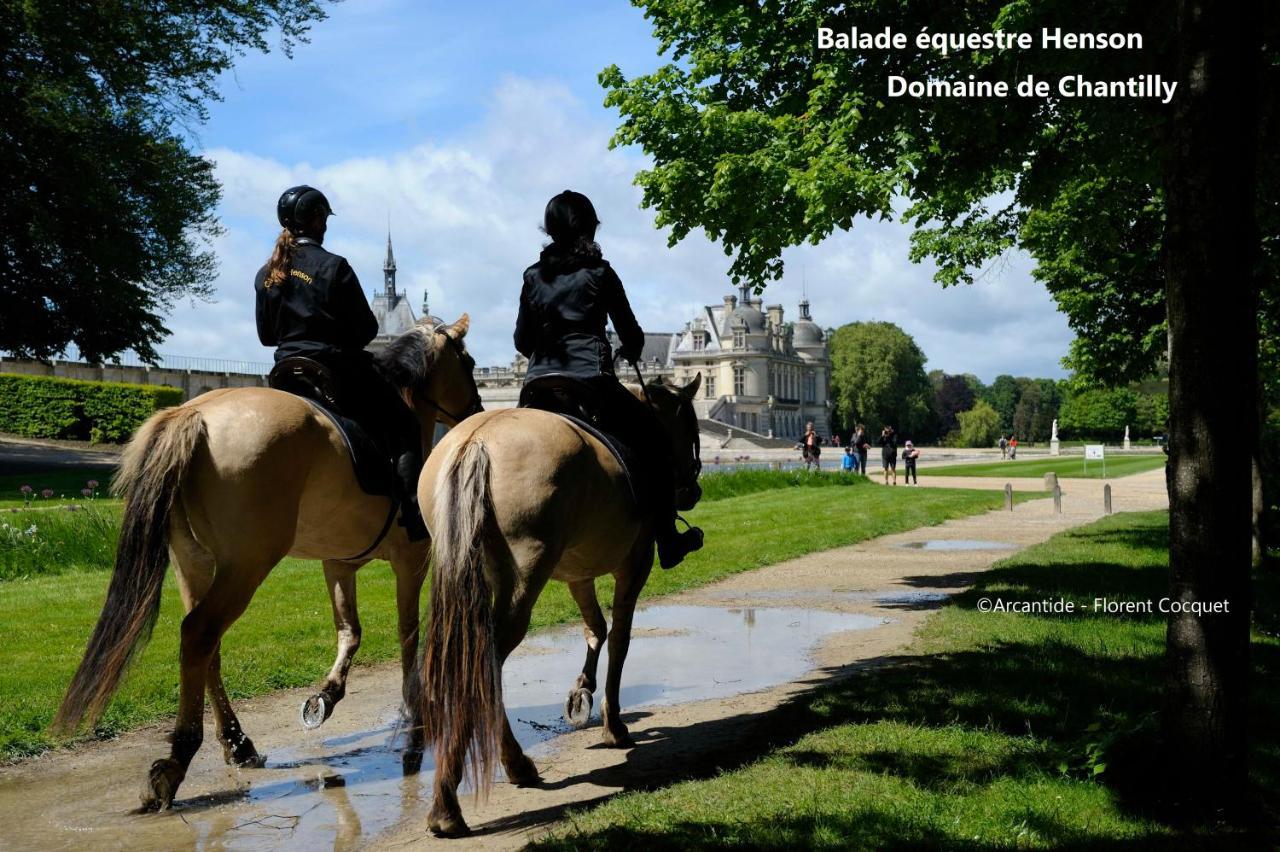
[0,475,1037,760]
[925,454,1167,479]
[537,512,1279,849]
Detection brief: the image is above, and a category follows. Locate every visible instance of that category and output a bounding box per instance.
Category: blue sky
[164,0,1073,381]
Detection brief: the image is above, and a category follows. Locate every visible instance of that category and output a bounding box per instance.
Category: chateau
[668,285,831,440]
[367,231,426,352]
[470,284,832,441]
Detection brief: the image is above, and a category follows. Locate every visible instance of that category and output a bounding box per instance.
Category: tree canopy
[828,321,931,437]
[0,0,328,362]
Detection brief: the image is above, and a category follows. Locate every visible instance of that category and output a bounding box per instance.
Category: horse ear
[680,372,702,401]
[445,313,470,339]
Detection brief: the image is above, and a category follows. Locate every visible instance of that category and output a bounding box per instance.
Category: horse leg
[170,510,263,768]
[142,570,265,810]
[492,573,548,788]
[392,543,430,765]
[563,579,606,728]
[301,559,362,729]
[601,549,653,748]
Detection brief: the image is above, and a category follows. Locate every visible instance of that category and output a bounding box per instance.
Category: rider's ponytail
[263,229,298,288]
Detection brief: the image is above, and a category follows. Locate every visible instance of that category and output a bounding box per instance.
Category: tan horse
[417,374,702,836]
[53,316,482,811]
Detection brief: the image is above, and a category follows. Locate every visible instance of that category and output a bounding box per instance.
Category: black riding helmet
[277,185,335,235]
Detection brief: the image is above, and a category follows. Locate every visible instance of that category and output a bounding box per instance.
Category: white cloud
[164,75,1073,382]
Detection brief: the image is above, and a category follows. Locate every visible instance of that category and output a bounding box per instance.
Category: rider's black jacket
[254,239,378,362]
[514,255,644,381]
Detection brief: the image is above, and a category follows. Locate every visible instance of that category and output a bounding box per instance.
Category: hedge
[0,374,183,443]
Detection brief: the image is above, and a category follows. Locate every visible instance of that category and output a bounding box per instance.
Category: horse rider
[515,189,703,569]
[254,185,427,540]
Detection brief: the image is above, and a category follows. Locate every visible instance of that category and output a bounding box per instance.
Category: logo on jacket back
[290,268,313,284]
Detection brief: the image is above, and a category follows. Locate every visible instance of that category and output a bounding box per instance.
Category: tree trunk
[1162,0,1261,809]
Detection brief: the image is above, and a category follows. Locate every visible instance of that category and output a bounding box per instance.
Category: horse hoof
[140,758,182,811]
[223,735,266,768]
[428,810,471,838]
[603,725,634,749]
[300,694,331,730]
[563,687,593,728]
[505,754,540,787]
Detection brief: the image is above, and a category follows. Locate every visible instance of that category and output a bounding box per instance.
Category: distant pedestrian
[850,424,870,477]
[1009,436,1018,459]
[842,445,856,473]
[800,421,821,471]
[879,425,898,486]
[903,440,920,484]
[999,435,1008,459]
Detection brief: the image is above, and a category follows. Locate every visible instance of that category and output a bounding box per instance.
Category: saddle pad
[305,400,396,499]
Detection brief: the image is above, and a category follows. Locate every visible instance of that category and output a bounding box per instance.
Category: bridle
[416,329,484,424]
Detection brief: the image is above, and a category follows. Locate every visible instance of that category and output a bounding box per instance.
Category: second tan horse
[418,374,702,836]
[54,316,481,811]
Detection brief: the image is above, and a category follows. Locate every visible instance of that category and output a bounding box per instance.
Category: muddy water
[0,605,880,851]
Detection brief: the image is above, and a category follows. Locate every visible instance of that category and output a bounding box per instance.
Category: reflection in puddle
[899,539,1017,551]
[3,605,880,851]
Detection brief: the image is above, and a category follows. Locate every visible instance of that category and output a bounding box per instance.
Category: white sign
[1085,444,1105,460]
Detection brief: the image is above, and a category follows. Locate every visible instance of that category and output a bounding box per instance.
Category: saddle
[268,357,396,499]
[518,375,639,505]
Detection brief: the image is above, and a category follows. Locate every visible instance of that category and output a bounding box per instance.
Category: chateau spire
[383,227,397,299]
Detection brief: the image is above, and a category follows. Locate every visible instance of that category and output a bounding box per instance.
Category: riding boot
[657,519,704,570]
[395,451,428,541]
[652,485,703,570]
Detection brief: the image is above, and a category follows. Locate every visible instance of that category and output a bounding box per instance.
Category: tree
[933,373,975,439]
[828,322,932,437]
[955,401,1001,449]
[0,0,328,362]
[1058,386,1138,441]
[604,0,1265,804]
[985,375,1021,435]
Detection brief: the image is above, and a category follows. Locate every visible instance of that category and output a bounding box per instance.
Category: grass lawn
[925,454,1167,480]
[537,511,1280,849]
[0,473,1037,760]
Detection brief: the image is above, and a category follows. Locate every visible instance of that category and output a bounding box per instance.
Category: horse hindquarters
[421,439,504,836]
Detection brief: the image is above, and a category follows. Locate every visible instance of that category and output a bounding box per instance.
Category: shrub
[0,374,182,442]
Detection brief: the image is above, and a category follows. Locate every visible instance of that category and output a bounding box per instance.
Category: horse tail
[421,438,503,799]
[53,405,205,733]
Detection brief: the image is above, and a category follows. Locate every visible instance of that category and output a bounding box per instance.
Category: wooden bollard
[1053,483,1063,514]
[1104,483,1112,515]
[771,461,783,471]
[1043,471,1059,492]
[1004,483,1013,511]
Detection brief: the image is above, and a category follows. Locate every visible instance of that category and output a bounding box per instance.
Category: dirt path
[0,470,1168,851]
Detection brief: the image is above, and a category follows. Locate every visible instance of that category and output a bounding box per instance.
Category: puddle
[0,605,880,851]
[685,588,952,607]
[899,539,1017,551]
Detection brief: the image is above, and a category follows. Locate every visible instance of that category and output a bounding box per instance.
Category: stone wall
[0,358,267,402]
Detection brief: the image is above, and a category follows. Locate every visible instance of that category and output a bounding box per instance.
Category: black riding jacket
[254,239,378,362]
[514,257,644,381]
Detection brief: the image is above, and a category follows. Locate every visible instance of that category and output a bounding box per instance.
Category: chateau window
[692,332,704,351]
[705,376,716,398]
[733,366,745,396]
[768,365,775,395]
[733,329,745,348]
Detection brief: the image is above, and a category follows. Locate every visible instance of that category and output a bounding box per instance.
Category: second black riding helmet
[277,185,335,234]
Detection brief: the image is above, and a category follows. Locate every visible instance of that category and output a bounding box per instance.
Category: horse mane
[376,318,445,392]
